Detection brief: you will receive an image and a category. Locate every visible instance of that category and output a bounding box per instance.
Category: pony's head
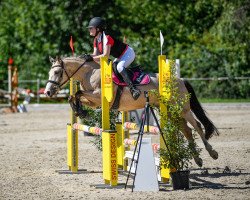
[44,56,99,97]
[44,56,72,97]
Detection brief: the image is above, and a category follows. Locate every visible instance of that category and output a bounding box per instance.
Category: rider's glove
[80,54,93,62]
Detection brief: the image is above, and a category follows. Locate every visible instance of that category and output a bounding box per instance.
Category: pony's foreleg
[74,90,101,109]
[80,98,96,107]
[183,110,218,160]
[68,95,79,116]
[181,119,203,167]
[68,91,88,118]
[78,90,101,108]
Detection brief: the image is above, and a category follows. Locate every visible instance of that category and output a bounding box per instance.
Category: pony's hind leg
[183,110,218,160]
[181,119,203,167]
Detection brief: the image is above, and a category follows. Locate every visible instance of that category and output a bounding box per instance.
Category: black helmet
[87,17,106,30]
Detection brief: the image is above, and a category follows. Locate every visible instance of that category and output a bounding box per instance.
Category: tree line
[0,0,249,98]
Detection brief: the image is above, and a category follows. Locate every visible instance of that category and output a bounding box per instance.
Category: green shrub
[155,60,201,170]
[80,106,119,151]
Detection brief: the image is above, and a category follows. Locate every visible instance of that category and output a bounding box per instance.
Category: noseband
[47,60,87,90]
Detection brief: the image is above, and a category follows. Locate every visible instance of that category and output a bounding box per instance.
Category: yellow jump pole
[100,56,118,186]
[67,78,78,172]
[116,111,129,170]
[158,55,171,182]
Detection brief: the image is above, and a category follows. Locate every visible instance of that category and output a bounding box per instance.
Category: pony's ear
[49,56,55,63]
[57,56,62,63]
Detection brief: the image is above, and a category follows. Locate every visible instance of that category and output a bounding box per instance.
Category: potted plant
[156,60,201,190]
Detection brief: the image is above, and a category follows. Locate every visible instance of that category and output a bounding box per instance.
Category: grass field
[200,98,250,103]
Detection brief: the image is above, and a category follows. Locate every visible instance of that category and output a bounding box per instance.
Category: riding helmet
[87,17,106,30]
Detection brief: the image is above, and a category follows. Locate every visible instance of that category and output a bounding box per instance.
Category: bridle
[47,59,87,90]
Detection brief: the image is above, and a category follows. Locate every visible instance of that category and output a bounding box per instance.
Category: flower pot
[170,170,190,190]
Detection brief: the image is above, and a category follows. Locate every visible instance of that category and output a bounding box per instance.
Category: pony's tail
[184,80,219,140]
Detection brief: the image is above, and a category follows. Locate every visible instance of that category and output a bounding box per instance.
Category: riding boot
[120,69,141,100]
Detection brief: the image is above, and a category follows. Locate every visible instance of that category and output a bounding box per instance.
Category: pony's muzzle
[45,90,51,97]
[44,82,59,97]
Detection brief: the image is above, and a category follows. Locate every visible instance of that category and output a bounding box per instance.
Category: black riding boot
[120,69,141,100]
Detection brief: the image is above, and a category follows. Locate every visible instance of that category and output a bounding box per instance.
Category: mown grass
[200,98,250,103]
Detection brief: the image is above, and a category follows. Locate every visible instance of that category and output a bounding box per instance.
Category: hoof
[194,157,203,167]
[209,150,218,160]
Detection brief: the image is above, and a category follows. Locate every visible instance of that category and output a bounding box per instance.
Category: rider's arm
[91,47,98,57]
[92,44,111,62]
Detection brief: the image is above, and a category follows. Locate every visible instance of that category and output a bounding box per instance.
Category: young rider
[84,17,141,100]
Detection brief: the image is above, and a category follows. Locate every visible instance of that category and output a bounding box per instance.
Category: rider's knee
[116,61,126,73]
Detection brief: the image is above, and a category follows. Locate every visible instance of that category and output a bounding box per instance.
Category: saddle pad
[112,72,150,86]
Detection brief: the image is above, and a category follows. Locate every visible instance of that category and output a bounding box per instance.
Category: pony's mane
[60,56,100,69]
[62,56,84,62]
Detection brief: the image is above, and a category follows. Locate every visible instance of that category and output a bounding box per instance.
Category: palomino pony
[44,56,219,167]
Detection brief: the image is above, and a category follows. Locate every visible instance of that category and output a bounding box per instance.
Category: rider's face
[89,27,97,36]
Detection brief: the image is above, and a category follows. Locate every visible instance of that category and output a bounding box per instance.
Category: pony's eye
[54,70,60,75]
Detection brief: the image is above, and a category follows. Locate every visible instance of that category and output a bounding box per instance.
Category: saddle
[112,64,150,86]
[111,63,150,110]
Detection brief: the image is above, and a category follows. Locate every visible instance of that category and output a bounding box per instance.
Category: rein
[47,60,87,89]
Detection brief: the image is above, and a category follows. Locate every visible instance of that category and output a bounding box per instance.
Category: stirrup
[130,87,141,100]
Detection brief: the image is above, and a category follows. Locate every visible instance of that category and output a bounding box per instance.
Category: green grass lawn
[200,98,250,103]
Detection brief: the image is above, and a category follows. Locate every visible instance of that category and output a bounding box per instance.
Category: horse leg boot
[120,69,141,100]
[75,91,88,118]
[68,92,88,118]
[68,95,79,117]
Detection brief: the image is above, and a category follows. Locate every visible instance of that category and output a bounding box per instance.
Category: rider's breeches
[114,46,135,73]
